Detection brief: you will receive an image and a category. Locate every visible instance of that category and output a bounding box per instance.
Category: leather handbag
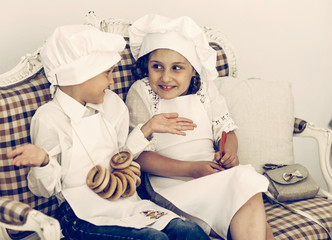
[263,163,320,202]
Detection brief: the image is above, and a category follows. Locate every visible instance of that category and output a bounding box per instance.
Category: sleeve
[208,80,238,144]
[125,81,157,154]
[28,110,62,198]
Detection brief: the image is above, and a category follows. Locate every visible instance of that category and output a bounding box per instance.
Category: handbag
[263,163,319,202]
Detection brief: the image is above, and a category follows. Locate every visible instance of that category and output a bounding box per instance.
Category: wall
[1,0,331,188]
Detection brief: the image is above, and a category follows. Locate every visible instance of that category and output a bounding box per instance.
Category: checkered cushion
[0,198,31,225]
[265,196,332,239]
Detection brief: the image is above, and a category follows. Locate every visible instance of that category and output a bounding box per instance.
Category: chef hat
[129,14,218,81]
[40,24,126,93]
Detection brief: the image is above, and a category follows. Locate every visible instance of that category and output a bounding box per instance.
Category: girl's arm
[137,151,224,179]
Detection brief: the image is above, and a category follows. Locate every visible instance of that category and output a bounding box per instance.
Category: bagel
[122,174,136,197]
[86,165,106,189]
[98,173,117,199]
[93,168,111,193]
[113,171,127,194]
[117,168,136,181]
[110,151,132,170]
[108,176,123,201]
[128,165,141,177]
[135,175,141,187]
[130,161,141,169]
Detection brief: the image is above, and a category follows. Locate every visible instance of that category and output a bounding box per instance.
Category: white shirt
[28,89,149,203]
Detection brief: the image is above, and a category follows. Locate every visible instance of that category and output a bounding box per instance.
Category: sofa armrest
[293,118,332,193]
[0,197,61,240]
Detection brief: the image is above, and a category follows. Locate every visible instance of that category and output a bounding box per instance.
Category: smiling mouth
[159,85,175,91]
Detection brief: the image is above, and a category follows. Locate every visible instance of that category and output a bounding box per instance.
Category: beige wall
[1,0,331,188]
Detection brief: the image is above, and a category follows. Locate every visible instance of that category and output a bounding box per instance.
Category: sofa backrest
[0,15,237,219]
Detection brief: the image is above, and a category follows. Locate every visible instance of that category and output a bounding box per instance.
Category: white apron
[61,111,177,230]
[150,95,269,238]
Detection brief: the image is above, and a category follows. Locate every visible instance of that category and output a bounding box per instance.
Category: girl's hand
[7,144,49,167]
[215,150,239,169]
[215,131,239,169]
[187,161,224,178]
[141,112,197,138]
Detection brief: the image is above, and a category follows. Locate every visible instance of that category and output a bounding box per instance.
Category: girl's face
[148,49,196,100]
[76,66,114,105]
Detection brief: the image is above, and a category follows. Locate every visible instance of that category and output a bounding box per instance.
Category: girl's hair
[131,52,201,95]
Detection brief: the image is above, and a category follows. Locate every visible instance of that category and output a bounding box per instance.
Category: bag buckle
[282,170,304,182]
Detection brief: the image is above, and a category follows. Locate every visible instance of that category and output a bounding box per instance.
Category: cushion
[214,77,295,172]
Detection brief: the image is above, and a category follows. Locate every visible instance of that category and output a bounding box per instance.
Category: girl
[8,24,209,240]
[126,14,273,240]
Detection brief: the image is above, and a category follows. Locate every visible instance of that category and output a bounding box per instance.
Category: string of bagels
[55,99,141,201]
[86,151,141,200]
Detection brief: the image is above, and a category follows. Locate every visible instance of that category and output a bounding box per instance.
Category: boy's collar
[54,89,104,121]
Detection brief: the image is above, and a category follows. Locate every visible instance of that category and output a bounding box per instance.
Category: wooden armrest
[294,121,332,193]
[0,197,61,240]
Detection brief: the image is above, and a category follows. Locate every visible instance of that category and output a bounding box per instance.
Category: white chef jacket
[27,88,178,229]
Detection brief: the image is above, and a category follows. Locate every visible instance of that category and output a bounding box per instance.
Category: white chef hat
[40,24,126,93]
[128,14,218,81]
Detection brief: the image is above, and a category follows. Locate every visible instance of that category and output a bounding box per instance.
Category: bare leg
[229,193,269,240]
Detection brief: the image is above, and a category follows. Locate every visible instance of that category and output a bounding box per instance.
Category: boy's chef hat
[40,24,125,91]
[129,14,218,81]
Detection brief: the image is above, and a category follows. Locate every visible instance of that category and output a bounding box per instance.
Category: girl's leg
[162,218,210,240]
[229,193,274,240]
[57,201,168,240]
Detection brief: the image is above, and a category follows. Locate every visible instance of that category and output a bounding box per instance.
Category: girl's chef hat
[40,24,125,94]
[129,14,218,81]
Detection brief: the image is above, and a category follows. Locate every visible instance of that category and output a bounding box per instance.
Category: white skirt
[149,164,269,238]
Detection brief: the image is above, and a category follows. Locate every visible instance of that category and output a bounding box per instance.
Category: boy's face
[76,66,115,105]
[148,49,195,100]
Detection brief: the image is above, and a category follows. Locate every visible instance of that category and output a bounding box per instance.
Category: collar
[54,89,104,121]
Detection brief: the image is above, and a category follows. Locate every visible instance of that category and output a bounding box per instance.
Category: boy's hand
[141,112,197,138]
[7,144,49,167]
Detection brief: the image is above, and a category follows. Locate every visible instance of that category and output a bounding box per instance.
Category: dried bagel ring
[113,171,127,194]
[98,173,117,199]
[117,168,136,181]
[93,168,111,193]
[108,176,123,201]
[86,165,106,189]
[130,161,141,169]
[122,174,136,197]
[110,151,132,170]
[135,175,141,187]
[128,165,141,177]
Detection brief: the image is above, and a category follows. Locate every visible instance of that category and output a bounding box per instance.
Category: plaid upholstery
[0,70,58,216]
[294,117,307,134]
[0,198,31,225]
[265,196,332,239]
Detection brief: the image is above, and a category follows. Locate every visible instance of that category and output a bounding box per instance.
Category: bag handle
[264,192,331,239]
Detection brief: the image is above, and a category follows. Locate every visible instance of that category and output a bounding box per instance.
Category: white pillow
[214,77,295,173]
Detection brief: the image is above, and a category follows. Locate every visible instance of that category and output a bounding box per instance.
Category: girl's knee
[166,218,209,239]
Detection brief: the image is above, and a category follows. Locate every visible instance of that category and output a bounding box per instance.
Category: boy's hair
[132,53,201,95]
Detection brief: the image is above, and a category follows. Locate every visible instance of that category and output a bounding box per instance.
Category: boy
[7,24,207,240]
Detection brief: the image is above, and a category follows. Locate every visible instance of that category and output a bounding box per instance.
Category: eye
[152,64,162,69]
[172,65,182,71]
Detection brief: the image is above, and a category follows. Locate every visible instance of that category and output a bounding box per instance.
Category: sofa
[1,12,331,239]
